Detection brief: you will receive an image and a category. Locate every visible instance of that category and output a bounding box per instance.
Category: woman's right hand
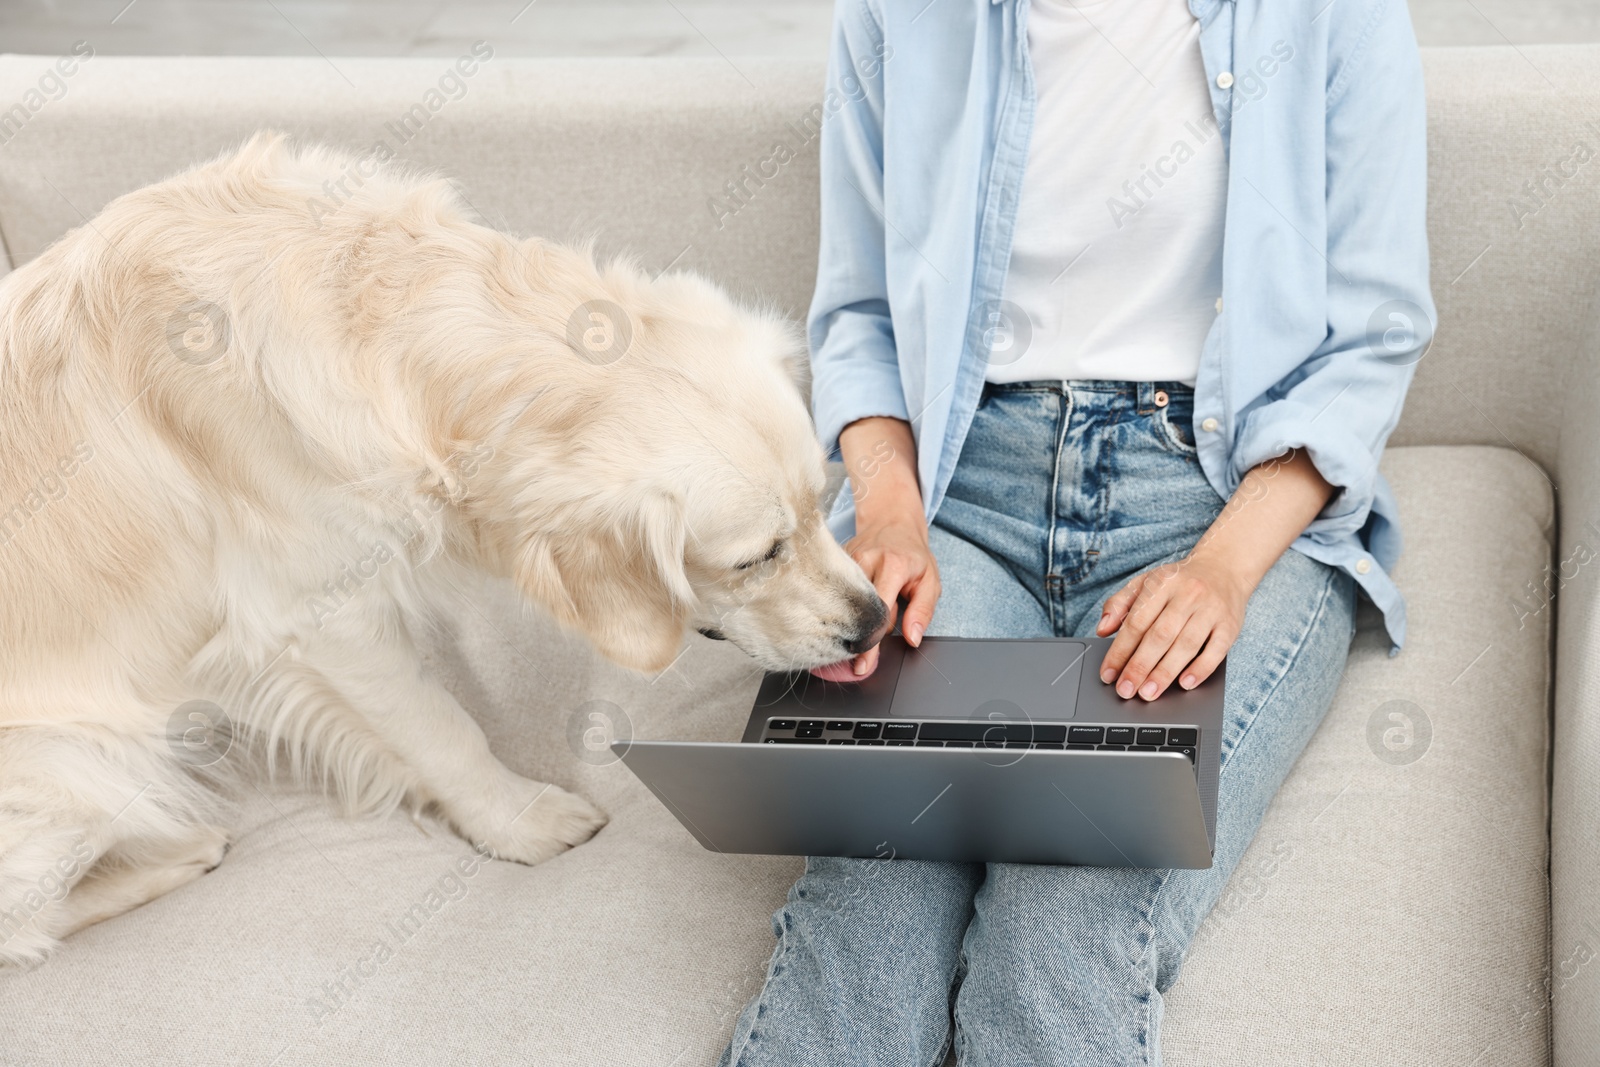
[814,417,941,680]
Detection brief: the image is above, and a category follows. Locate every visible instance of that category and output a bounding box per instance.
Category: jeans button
[1153,390,1169,408]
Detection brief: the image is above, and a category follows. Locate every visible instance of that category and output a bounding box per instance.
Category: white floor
[0,0,1596,57]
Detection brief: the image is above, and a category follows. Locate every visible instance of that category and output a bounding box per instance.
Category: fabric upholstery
[1553,296,1600,1066]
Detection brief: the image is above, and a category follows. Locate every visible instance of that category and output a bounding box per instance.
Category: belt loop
[1136,381,1155,415]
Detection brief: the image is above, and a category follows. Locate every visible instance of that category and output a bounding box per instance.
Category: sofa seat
[0,445,1552,1066]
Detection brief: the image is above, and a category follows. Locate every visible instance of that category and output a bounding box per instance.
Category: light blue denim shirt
[809,0,1434,652]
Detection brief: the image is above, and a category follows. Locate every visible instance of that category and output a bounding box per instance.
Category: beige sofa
[0,46,1595,1066]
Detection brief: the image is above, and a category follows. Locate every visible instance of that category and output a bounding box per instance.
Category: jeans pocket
[1156,401,1198,455]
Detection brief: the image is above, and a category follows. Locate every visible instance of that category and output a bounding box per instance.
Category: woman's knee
[789,856,981,936]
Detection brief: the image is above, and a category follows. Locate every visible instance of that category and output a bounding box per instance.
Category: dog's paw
[460,781,608,866]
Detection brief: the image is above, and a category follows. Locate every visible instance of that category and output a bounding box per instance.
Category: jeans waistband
[981,380,1195,407]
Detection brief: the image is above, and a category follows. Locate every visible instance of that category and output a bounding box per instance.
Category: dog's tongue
[810,658,874,683]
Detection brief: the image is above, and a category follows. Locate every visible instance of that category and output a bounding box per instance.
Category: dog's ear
[513,493,693,674]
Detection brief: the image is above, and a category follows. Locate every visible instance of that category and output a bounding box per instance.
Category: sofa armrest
[1552,288,1600,1067]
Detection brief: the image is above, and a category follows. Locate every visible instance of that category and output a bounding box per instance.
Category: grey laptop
[615,635,1223,869]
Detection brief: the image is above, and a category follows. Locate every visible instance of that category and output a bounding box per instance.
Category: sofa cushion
[0,444,1552,1066]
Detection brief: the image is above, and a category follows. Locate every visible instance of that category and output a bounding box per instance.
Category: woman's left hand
[1094,549,1253,701]
[1095,447,1340,701]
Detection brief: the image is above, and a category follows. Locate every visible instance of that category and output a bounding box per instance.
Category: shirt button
[1356,558,1372,575]
[1201,417,1219,433]
[1217,72,1235,89]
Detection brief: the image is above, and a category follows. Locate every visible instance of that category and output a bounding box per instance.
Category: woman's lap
[720,384,1356,1067]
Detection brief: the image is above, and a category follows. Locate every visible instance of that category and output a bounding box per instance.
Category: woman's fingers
[899,564,941,646]
[1137,617,1213,700]
[849,642,880,678]
[1177,629,1233,691]
[1098,575,1168,686]
[1110,599,1195,699]
[1095,574,1144,636]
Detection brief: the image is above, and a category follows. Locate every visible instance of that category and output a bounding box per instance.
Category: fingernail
[1180,674,1197,690]
[1101,668,1116,684]
[907,623,924,645]
[1097,613,1111,630]
[1117,680,1135,699]
[853,656,870,676]
[1140,681,1158,700]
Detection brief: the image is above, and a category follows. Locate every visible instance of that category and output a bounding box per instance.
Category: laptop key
[1166,728,1198,746]
[1161,745,1197,763]
[827,738,856,745]
[1066,743,1096,751]
[857,739,886,746]
[916,740,945,747]
[918,722,1067,743]
[882,722,919,740]
[1105,726,1136,745]
[1136,727,1167,746]
[799,720,825,731]
[1068,726,1105,745]
[826,721,854,732]
[1129,744,1158,752]
[768,719,796,731]
[852,721,883,740]
[795,726,823,738]
[1033,742,1065,750]
[943,740,975,748]
[886,739,915,747]
[1097,743,1128,751]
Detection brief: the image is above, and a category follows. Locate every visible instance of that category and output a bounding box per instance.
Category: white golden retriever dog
[0,133,886,965]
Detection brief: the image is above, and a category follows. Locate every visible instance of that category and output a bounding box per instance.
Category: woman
[721,0,1432,1064]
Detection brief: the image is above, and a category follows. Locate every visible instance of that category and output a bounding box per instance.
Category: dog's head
[488,259,888,675]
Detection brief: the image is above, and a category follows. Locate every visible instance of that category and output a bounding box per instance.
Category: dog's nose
[841,592,891,655]
[697,627,727,641]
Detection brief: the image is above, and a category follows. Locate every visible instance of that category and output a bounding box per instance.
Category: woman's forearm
[826,416,941,673]
[1189,448,1337,590]
[839,416,923,526]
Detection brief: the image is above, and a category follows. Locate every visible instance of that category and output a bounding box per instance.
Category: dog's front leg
[302,626,607,865]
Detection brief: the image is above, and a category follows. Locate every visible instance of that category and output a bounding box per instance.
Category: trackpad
[888,638,1086,721]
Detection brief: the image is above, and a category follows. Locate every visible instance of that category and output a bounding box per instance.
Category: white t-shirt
[985,0,1227,385]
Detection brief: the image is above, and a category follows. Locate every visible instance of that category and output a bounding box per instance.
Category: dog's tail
[0,722,225,966]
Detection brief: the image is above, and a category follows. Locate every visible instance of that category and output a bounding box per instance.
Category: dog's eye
[737,540,784,570]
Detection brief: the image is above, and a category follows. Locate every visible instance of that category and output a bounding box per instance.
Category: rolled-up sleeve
[807,0,909,462]
[1230,0,1433,547]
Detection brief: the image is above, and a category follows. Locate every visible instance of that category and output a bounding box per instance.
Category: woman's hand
[812,416,939,681]
[1097,448,1338,701]
[1094,549,1251,699]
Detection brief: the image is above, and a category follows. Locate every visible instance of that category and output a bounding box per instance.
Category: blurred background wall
[2,0,1597,58]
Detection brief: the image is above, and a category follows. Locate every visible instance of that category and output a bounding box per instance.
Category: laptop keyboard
[759,719,1198,763]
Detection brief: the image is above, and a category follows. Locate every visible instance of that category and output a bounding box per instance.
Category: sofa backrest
[0,48,1597,473]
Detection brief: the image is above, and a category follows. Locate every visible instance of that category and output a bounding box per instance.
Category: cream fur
[0,133,885,966]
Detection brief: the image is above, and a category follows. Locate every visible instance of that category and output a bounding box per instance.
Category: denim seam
[1122,866,1173,1065]
[1084,398,1130,588]
[1043,390,1070,632]
[728,906,797,1066]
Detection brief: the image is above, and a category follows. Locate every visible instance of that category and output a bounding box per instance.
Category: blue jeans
[718,381,1356,1067]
